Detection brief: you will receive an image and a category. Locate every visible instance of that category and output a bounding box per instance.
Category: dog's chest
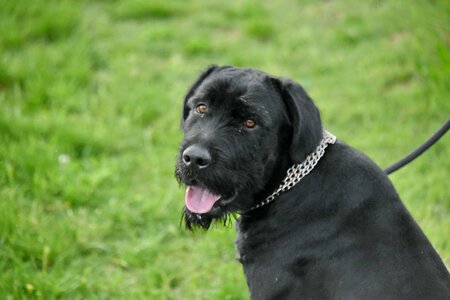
[235,217,272,264]
[235,219,309,299]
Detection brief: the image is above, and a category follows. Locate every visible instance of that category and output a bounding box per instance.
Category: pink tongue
[185,186,221,214]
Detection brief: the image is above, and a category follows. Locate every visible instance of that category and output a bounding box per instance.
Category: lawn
[0,0,449,299]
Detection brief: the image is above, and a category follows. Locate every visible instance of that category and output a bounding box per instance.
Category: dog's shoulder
[319,139,398,199]
[324,140,385,177]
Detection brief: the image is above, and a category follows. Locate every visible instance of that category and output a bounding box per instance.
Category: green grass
[0,0,449,298]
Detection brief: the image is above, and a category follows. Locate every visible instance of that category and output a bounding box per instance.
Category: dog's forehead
[195,69,281,113]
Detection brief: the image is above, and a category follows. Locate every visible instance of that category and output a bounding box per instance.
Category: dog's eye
[244,119,256,128]
[196,104,208,114]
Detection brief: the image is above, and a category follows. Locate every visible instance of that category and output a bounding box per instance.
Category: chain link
[241,130,336,213]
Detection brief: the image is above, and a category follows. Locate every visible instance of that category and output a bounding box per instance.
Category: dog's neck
[240,130,336,214]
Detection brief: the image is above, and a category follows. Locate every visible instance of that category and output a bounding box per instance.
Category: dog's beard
[175,152,267,231]
[175,174,255,231]
[182,207,235,231]
[175,165,232,230]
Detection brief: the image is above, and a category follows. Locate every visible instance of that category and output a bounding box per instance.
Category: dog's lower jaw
[183,205,235,230]
[183,208,215,230]
[182,187,262,230]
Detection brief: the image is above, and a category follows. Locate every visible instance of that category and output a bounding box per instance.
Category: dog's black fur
[175,66,450,299]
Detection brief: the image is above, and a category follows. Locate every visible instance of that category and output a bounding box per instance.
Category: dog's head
[175,66,323,229]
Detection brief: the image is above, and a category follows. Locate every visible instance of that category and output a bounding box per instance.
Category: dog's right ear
[270,76,323,163]
[182,65,219,125]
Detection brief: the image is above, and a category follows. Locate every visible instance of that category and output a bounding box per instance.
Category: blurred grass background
[0,0,449,299]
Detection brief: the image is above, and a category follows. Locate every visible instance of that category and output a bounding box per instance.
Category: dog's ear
[271,77,323,163]
[182,65,220,125]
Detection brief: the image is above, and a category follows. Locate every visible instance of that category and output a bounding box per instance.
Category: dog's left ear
[271,77,323,163]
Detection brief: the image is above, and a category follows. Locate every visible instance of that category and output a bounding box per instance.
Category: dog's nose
[182,145,211,169]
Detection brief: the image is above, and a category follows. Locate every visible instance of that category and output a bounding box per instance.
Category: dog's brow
[186,97,201,108]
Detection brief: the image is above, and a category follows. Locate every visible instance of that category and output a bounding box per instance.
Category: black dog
[175,66,450,299]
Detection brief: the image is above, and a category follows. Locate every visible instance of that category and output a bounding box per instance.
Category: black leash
[384,119,450,175]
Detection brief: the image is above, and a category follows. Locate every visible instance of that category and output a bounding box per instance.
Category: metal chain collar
[241,130,336,214]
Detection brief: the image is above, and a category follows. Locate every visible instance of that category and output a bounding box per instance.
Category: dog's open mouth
[185,186,220,214]
[185,186,236,214]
